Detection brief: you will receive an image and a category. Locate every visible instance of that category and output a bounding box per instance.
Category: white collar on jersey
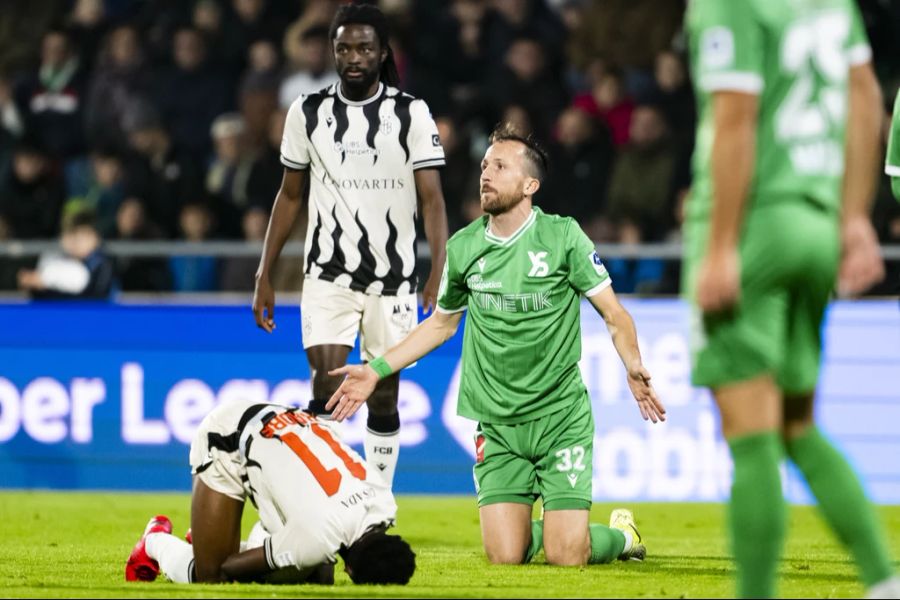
[484,208,537,246]
[336,82,384,106]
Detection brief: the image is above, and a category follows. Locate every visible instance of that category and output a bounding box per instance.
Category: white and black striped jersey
[190,399,397,570]
[281,82,445,296]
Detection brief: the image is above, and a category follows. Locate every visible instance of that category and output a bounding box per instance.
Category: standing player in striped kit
[253,3,449,488]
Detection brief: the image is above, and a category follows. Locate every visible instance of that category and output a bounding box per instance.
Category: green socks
[786,426,894,587]
[522,520,625,564]
[727,431,787,598]
[524,519,543,563]
[589,524,626,564]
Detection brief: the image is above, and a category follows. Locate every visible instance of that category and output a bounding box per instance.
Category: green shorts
[473,394,594,511]
[683,200,839,392]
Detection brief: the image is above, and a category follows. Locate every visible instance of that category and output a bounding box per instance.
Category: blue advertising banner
[0,299,898,504]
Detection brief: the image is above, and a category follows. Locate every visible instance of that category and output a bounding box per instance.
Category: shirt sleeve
[280,97,311,170]
[847,0,873,66]
[885,91,900,179]
[408,98,446,171]
[436,243,468,314]
[688,0,764,94]
[565,220,612,297]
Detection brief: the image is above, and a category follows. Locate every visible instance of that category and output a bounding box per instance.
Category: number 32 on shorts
[554,446,587,473]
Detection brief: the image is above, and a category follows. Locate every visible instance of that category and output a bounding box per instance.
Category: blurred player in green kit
[886,88,900,199]
[685,0,898,597]
[325,123,667,567]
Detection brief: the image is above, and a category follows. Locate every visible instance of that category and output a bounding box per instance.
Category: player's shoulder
[384,85,433,112]
[288,84,338,114]
[447,216,489,252]
[533,208,578,234]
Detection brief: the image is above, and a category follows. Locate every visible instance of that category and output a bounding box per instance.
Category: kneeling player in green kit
[326,123,667,566]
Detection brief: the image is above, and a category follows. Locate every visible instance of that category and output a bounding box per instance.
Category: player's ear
[523,177,540,197]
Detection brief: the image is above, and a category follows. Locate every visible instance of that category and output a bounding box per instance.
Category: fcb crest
[379,118,393,135]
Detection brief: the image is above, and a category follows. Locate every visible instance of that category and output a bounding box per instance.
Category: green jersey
[437,208,610,425]
[885,89,900,185]
[686,0,871,220]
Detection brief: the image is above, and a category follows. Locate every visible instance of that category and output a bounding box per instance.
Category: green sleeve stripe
[699,71,764,93]
[885,165,900,177]
[584,278,612,298]
[848,44,872,66]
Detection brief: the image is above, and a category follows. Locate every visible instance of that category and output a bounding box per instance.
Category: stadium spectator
[279,24,340,109]
[13,27,87,161]
[65,148,126,237]
[572,68,634,148]
[169,201,218,292]
[219,206,268,292]
[17,209,115,299]
[111,197,171,292]
[205,112,255,238]
[125,398,415,585]
[155,27,233,163]
[647,49,695,154]
[487,35,568,142]
[607,103,677,242]
[244,108,286,212]
[685,2,899,598]
[238,69,280,155]
[253,3,449,489]
[544,106,614,232]
[434,115,479,233]
[121,102,203,238]
[84,24,155,154]
[0,138,65,239]
[328,123,664,567]
[65,0,108,73]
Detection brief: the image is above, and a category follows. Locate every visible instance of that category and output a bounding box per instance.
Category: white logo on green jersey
[472,291,552,313]
[701,26,734,69]
[527,251,550,277]
[478,257,486,272]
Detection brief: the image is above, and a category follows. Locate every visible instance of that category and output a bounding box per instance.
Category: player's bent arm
[892,176,900,201]
[842,61,883,219]
[707,91,759,253]
[414,168,449,309]
[256,168,307,278]
[587,286,643,371]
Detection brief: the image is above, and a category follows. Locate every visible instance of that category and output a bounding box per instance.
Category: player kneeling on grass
[125,398,415,585]
[328,123,667,567]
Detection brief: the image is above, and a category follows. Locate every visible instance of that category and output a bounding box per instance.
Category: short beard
[340,69,380,98]
[481,191,524,216]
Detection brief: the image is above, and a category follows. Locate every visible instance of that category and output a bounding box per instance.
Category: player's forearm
[892,177,900,201]
[843,63,883,219]
[256,189,302,278]
[708,93,758,253]
[605,308,644,372]
[380,311,460,373]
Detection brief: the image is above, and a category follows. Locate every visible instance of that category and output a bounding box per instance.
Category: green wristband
[369,357,393,379]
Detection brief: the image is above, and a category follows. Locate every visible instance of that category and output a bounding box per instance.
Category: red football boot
[125,515,173,582]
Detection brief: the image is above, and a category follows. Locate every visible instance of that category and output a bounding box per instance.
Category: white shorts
[300,278,417,361]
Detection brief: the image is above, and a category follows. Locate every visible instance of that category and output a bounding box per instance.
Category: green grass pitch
[0,491,897,598]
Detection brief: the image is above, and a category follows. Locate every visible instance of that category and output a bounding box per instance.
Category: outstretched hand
[325,364,379,422]
[626,364,666,423]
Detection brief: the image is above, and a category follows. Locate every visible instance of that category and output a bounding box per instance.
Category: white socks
[364,429,400,486]
[145,532,194,583]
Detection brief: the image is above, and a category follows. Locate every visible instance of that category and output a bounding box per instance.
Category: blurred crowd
[0,0,899,296]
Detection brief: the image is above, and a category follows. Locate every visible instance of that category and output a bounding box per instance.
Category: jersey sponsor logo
[467,274,502,291]
[332,140,379,158]
[700,26,735,69]
[340,487,377,509]
[527,251,550,277]
[471,291,552,313]
[323,176,406,190]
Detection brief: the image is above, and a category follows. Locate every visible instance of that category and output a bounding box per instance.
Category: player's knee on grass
[543,533,590,566]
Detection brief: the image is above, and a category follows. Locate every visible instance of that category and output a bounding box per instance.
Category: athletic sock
[727,431,787,599]
[145,532,195,583]
[785,426,894,587]
[524,519,544,563]
[588,524,626,564]
[365,412,400,486]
